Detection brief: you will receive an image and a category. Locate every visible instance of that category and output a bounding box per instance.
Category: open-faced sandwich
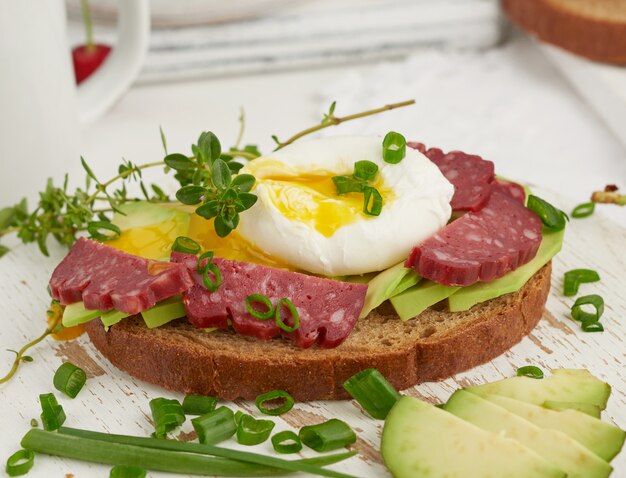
[46,129,565,401]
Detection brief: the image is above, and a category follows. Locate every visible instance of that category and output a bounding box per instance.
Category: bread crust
[504,0,626,64]
[85,263,551,401]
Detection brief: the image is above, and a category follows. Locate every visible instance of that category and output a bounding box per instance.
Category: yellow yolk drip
[186,214,296,270]
[250,167,393,238]
[107,217,187,261]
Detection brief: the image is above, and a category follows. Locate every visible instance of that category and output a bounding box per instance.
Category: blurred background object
[67,0,504,83]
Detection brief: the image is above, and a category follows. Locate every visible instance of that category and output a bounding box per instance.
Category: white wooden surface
[0,189,624,477]
[1,34,625,477]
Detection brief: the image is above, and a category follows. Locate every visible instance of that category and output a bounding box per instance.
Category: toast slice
[504,0,626,64]
[85,263,551,401]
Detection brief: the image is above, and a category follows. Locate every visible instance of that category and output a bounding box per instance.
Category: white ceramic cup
[0,0,150,207]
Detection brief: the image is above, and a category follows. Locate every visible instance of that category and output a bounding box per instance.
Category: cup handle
[77,0,150,123]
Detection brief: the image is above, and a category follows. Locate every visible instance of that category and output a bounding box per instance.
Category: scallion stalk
[236,414,275,446]
[271,431,302,454]
[274,299,299,332]
[245,294,274,320]
[172,236,201,254]
[516,366,544,379]
[52,428,358,477]
[53,362,87,398]
[363,186,383,216]
[109,464,147,478]
[39,393,66,431]
[191,406,237,445]
[353,160,378,182]
[255,390,295,416]
[563,269,600,296]
[299,419,357,452]
[571,202,595,219]
[5,449,34,477]
[382,132,406,164]
[571,294,604,323]
[342,368,400,419]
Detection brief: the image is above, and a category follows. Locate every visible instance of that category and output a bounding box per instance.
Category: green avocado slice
[358,262,420,318]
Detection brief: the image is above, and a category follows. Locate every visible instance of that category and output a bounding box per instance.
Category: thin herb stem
[591,190,626,206]
[0,311,62,385]
[80,0,95,52]
[234,107,245,150]
[85,162,164,204]
[275,99,415,150]
[227,151,258,160]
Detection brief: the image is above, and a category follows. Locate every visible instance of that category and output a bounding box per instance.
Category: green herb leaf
[80,157,98,182]
[87,221,121,242]
[197,132,221,164]
[214,216,232,238]
[176,186,206,205]
[212,159,231,189]
[164,154,195,171]
[237,193,258,210]
[231,174,256,192]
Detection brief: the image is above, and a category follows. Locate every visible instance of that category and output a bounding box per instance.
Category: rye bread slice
[85,263,551,401]
[504,0,626,64]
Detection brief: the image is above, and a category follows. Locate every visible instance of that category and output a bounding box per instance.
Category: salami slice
[171,252,368,349]
[492,178,526,204]
[49,238,194,315]
[405,189,542,286]
[408,142,495,212]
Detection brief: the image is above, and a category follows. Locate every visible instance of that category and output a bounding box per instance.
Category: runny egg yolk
[247,159,394,237]
[107,217,186,261]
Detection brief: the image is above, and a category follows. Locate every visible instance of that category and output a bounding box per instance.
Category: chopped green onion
[353,160,378,182]
[182,394,218,416]
[256,390,295,416]
[245,294,274,320]
[197,251,215,274]
[527,195,567,231]
[299,419,357,452]
[30,429,357,478]
[191,406,237,445]
[53,362,87,398]
[571,202,595,218]
[29,419,38,428]
[5,449,34,477]
[563,269,600,296]
[274,298,300,332]
[342,368,401,419]
[149,398,185,439]
[87,221,121,241]
[516,366,544,379]
[234,410,244,426]
[236,414,275,446]
[571,294,604,323]
[39,393,66,431]
[271,431,302,454]
[172,236,201,254]
[363,186,383,216]
[382,132,406,164]
[332,176,365,195]
[581,321,604,333]
[109,465,147,478]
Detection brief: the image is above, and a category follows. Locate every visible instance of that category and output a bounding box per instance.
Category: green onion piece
[202,263,222,292]
[172,236,201,254]
[236,414,275,446]
[581,321,604,333]
[571,202,595,219]
[274,298,300,332]
[87,221,121,241]
[299,419,357,452]
[197,251,215,273]
[149,398,185,439]
[563,269,600,296]
[39,393,66,431]
[516,365,544,379]
[182,395,218,416]
[109,465,147,478]
[271,431,302,454]
[245,294,275,320]
[234,410,244,426]
[5,449,34,477]
[353,160,378,182]
[256,390,295,416]
[342,368,401,419]
[527,195,567,231]
[363,186,383,216]
[332,175,365,195]
[382,131,406,164]
[53,362,87,399]
[571,294,604,323]
[52,428,358,477]
[191,406,237,445]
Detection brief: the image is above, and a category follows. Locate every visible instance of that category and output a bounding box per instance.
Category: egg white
[236,136,454,276]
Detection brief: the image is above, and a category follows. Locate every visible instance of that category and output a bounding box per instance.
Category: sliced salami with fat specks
[49,238,194,315]
[171,252,367,349]
[492,178,526,203]
[405,189,542,286]
[408,142,495,212]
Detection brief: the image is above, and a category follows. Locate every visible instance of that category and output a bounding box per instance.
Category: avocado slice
[543,400,602,418]
[448,228,564,312]
[111,201,186,231]
[389,281,460,321]
[381,396,565,478]
[483,394,625,462]
[101,309,130,329]
[62,302,101,327]
[142,296,186,329]
[359,262,420,318]
[467,370,611,410]
[444,390,612,478]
